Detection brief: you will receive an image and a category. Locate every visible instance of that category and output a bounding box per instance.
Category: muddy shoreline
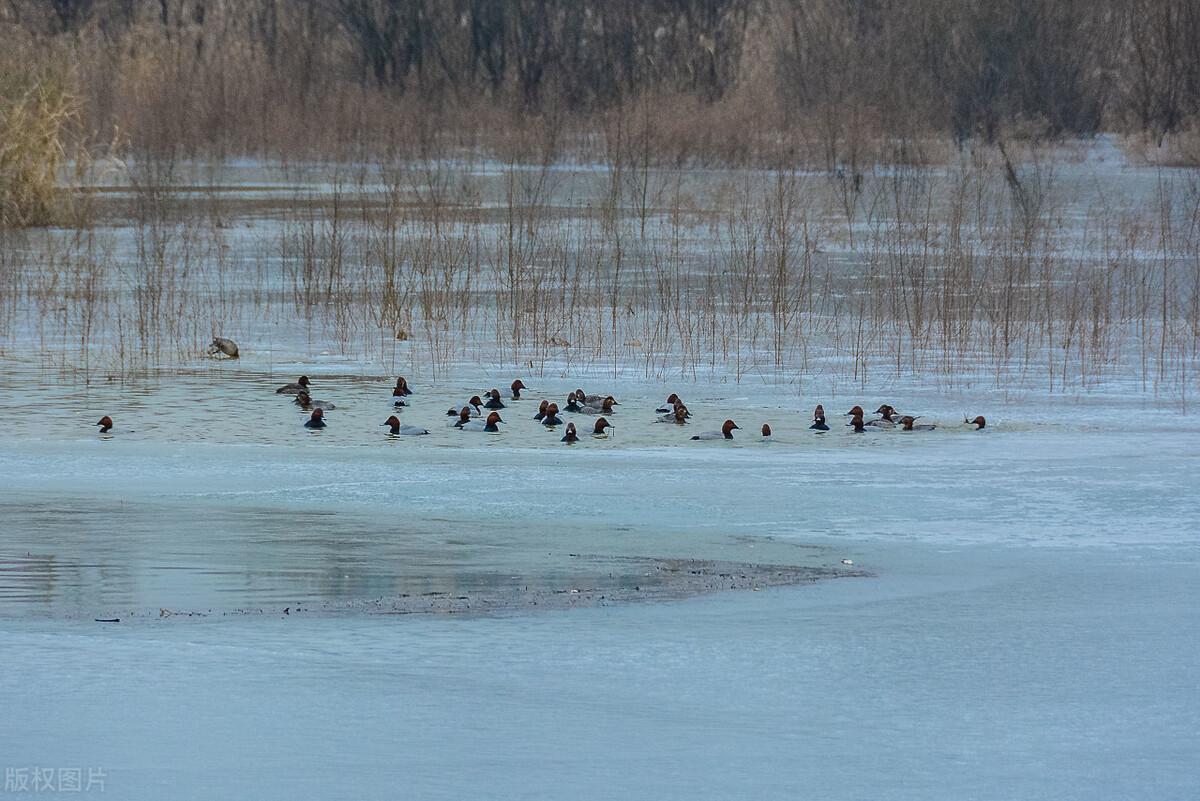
[78,555,869,623]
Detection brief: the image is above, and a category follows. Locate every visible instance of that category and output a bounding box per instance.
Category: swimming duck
[655,393,683,413]
[541,403,563,426]
[293,391,336,411]
[507,380,527,400]
[207,337,239,358]
[691,420,739,440]
[575,388,618,407]
[900,415,936,432]
[561,422,579,443]
[578,396,617,415]
[866,405,899,428]
[591,417,614,438]
[304,408,327,429]
[533,400,550,420]
[965,415,987,430]
[761,424,772,440]
[564,392,584,413]
[460,411,503,432]
[95,415,113,433]
[849,413,867,433]
[657,404,690,424]
[483,389,506,410]
[810,404,829,430]
[392,377,413,397]
[276,375,310,395]
[383,415,429,436]
[452,407,473,428]
[447,397,483,416]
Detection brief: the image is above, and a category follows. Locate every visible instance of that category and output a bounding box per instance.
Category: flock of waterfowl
[94,374,988,441]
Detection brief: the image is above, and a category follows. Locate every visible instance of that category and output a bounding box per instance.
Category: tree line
[2,0,1198,159]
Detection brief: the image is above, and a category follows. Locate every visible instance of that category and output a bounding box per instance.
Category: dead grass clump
[0,66,80,227]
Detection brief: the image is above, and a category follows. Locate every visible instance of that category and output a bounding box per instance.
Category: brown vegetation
[0,0,1198,163]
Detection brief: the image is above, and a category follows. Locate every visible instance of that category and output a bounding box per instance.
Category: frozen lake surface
[2,148,1198,798]
[1,359,1197,800]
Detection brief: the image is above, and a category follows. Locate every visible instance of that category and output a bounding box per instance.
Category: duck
[866,405,899,428]
[578,396,617,415]
[575,388,618,407]
[965,415,987,430]
[293,391,336,411]
[507,379,527,400]
[276,375,310,395]
[849,413,867,433]
[655,393,683,413]
[591,417,614,438]
[483,389,506,410]
[657,404,690,424]
[304,408,327,429]
[564,392,584,413]
[533,400,550,420]
[541,403,563,426]
[460,411,503,432]
[383,415,429,436]
[392,376,413,397]
[899,415,936,432]
[207,336,239,358]
[447,397,484,417]
[561,422,579,444]
[761,424,772,440]
[810,404,829,430]
[691,420,739,441]
[451,407,473,428]
[95,415,113,433]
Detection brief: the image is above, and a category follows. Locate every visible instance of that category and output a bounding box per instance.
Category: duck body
[383,415,428,435]
[208,337,239,358]
[483,389,506,410]
[810,419,829,431]
[304,409,327,429]
[392,377,413,397]
[276,375,311,395]
[655,394,682,413]
[294,391,336,411]
[899,415,936,432]
[460,411,504,432]
[691,420,739,440]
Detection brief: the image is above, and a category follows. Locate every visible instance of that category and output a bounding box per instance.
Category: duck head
[722,420,740,439]
[762,424,772,437]
[845,405,864,417]
[511,379,526,397]
[95,415,113,433]
[593,417,613,435]
[967,415,986,429]
[383,415,401,434]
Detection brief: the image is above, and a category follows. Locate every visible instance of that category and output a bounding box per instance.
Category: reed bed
[2,143,1198,407]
